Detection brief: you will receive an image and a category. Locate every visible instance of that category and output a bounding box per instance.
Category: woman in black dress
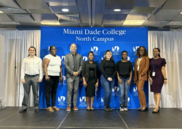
[148,48,167,113]
[82,51,99,111]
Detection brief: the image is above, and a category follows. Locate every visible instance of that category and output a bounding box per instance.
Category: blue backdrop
[39,26,148,109]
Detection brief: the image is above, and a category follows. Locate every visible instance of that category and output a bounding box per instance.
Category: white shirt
[44,54,61,76]
[21,56,43,79]
[137,58,143,71]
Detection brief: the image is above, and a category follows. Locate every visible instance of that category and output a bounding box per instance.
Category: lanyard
[152,59,156,71]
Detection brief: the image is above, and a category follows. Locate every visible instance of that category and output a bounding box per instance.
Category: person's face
[105,52,112,59]
[122,52,127,60]
[29,48,35,56]
[88,53,94,61]
[139,47,145,56]
[50,46,57,55]
[70,44,77,53]
[153,49,159,57]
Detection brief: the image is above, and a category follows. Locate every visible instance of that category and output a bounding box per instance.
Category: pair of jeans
[118,77,130,106]
[45,76,59,107]
[100,75,115,107]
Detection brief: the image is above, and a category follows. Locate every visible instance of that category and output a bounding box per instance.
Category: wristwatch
[164,78,167,80]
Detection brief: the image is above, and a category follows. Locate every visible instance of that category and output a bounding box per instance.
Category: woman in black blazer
[82,51,99,111]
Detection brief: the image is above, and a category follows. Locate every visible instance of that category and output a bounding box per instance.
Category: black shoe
[35,109,40,113]
[108,107,113,112]
[141,107,148,112]
[152,107,160,113]
[138,108,142,111]
[19,109,27,113]
[104,107,110,112]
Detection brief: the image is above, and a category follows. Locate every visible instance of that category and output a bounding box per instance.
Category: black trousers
[45,76,59,107]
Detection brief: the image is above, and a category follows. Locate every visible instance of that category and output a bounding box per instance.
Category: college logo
[133,46,140,55]
[83,56,88,62]
[100,97,104,106]
[112,46,120,55]
[61,56,65,65]
[127,56,130,61]
[91,46,99,55]
[133,86,138,96]
[112,86,120,96]
[128,97,130,106]
[79,96,87,106]
[58,96,66,106]
[62,76,67,85]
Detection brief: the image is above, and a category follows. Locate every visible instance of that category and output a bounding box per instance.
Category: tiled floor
[0,107,182,129]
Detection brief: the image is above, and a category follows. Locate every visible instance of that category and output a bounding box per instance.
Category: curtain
[148,31,182,108]
[0,30,41,107]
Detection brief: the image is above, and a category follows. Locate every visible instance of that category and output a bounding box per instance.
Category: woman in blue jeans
[100,50,117,112]
[117,51,132,111]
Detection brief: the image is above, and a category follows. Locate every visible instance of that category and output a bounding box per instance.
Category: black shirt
[72,53,77,71]
[100,59,117,79]
[117,61,133,79]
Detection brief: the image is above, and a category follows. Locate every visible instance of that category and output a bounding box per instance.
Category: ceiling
[0,0,182,29]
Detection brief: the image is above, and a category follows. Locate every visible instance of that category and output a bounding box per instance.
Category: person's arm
[21,59,26,83]
[95,64,99,87]
[38,59,43,82]
[161,59,167,85]
[43,58,50,80]
[100,60,108,79]
[82,62,87,87]
[140,57,149,76]
[111,62,117,79]
[64,55,74,75]
[77,55,83,74]
[60,65,63,82]
[134,58,138,83]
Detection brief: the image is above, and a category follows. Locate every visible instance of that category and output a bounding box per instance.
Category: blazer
[82,61,99,83]
[134,56,149,82]
[65,53,83,78]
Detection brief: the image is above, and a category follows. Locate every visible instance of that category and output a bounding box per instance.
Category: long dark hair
[103,50,114,61]
[136,46,148,57]
[153,48,161,57]
[28,46,36,56]
[121,50,128,59]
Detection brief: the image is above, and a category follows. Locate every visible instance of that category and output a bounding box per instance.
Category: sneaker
[46,107,54,112]
[52,106,60,111]
[120,105,124,112]
[19,109,27,113]
[124,105,128,111]
[35,109,40,113]
[67,106,71,111]
[108,107,113,112]
[73,106,78,111]
[104,106,110,112]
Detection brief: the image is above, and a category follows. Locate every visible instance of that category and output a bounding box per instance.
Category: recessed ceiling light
[180,12,182,14]
[0,11,3,13]
[41,21,60,25]
[62,9,69,12]
[114,9,121,12]
[123,20,145,25]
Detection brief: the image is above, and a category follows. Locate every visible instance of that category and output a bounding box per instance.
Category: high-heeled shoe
[152,106,160,113]
[138,107,142,111]
[140,107,148,112]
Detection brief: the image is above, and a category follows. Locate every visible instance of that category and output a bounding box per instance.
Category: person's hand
[118,78,123,84]
[149,77,153,85]
[73,72,78,76]
[138,75,142,82]
[164,80,167,85]
[95,82,99,87]
[45,75,50,81]
[37,78,42,83]
[83,81,87,87]
[107,77,112,81]
[60,76,63,82]
[21,79,26,83]
[127,79,131,86]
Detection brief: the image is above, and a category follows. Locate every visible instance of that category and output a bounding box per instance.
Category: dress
[149,58,166,93]
[85,63,97,97]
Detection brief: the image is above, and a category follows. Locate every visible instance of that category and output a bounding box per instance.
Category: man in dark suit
[65,43,83,111]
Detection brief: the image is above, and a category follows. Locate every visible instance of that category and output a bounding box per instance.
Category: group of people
[19,43,167,114]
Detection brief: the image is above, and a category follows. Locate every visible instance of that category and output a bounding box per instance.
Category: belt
[25,74,39,77]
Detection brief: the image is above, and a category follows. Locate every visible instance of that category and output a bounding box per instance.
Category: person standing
[19,46,43,113]
[100,50,117,112]
[65,43,83,111]
[43,46,63,112]
[117,51,132,112]
[134,46,149,112]
[82,51,99,111]
[149,48,167,113]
